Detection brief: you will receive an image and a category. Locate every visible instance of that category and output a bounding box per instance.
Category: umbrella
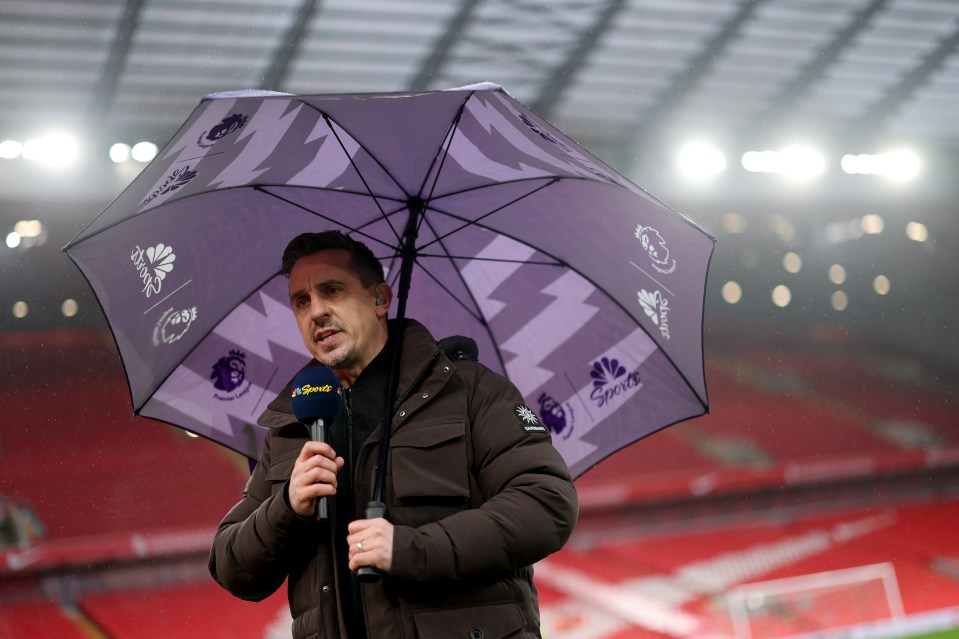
[64,83,715,480]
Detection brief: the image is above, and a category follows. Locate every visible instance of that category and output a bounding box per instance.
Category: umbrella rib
[427,174,598,203]
[418,177,560,252]
[417,214,510,376]
[415,92,470,203]
[296,102,411,201]
[426,173,716,243]
[414,253,562,266]
[321,113,404,244]
[408,256,485,324]
[256,186,408,255]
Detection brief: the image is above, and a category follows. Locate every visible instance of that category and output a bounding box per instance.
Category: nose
[308,295,330,323]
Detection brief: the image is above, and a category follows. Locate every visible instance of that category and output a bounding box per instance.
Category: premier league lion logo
[538,392,572,439]
[211,350,246,393]
[634,225,677,274]
[198,113,249,148]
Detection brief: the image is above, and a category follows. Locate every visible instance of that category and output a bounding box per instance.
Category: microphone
[291,367,342,520]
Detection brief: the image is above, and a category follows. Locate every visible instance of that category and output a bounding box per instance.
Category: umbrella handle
[357,500,387,582]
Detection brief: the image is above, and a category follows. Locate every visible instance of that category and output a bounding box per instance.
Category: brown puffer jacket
[209,319,579,638]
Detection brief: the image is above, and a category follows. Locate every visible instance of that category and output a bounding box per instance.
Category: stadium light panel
[0,140,23,159]
[677,141,726,181]
[721,281,742,304]
[110,143,131,163]
[905,221,928,242]
[772,285,791,308]
[873,275,890,295]
[829,264,846,285]
[742,146,825,181]
[841,150,920,181]
[861,214,884,235]
[783,252,802,274]
[131,141,158,162]
[21,132,80,167]
[61,299,79,317]
[831,291,848,311]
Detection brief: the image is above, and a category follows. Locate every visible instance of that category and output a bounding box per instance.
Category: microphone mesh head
[291,367,342,422]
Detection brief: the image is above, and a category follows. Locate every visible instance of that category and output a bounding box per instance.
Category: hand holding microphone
[290,367,342,520]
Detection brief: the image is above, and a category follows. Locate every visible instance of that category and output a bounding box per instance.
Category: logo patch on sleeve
[514,404,547,432]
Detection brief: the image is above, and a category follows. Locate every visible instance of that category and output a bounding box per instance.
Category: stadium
[1,1,957,637]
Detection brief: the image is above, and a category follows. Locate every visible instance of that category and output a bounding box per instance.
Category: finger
[302,466,340,488]
[349,543,390,574]
[348,546,371,572]
[296,440,337,462]
[292,455,343,484]
[345,530,364,551]
[347,518,379,535]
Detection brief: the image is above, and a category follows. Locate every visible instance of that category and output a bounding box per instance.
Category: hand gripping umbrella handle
[357,501,387,582]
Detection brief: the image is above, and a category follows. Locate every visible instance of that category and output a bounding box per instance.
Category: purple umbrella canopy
[64,83,715,479]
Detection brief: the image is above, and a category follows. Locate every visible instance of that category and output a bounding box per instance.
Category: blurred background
[1,0,957,637]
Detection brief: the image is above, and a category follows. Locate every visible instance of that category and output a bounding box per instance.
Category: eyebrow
[288,278,346,305]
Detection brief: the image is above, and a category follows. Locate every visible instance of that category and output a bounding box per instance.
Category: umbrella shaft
[372,199,423,504]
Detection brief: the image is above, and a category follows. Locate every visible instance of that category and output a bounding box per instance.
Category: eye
[324,285,342,296]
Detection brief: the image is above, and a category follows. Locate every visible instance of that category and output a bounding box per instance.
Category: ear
[373,283,392,318]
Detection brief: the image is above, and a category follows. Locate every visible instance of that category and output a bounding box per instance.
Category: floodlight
[677,141,726,181]
[0,140,23,159]
[21,132,80,167]
[110,143,131,163]
[131,141,158,162]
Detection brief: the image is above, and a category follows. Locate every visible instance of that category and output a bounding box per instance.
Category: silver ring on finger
[356,541,364,552]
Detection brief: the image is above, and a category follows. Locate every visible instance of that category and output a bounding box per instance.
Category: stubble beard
[317,345,354,370]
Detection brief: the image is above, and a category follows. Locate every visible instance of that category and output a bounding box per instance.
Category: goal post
[725,563,905,639]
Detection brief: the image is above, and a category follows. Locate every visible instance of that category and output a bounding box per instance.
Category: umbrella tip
[202,89,293,101]
[444,82,505,94]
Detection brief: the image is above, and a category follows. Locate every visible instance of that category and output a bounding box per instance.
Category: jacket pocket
[265,455,297,496]
[390,419,470,502]
[412,601,528,639]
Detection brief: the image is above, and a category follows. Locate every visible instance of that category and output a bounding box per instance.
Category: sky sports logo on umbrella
[141,165,198,205]
[638,289,671,340]
[131,243,175,298]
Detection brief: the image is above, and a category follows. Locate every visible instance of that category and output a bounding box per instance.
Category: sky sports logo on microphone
[292,383,338,398]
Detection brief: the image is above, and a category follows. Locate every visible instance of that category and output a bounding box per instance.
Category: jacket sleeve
[391,365,578,582]
[208,432,317,600]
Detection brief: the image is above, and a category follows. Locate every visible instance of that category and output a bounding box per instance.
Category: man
[209,231,578,638]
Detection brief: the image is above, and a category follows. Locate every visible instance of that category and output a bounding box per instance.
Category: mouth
[313,328,340,345]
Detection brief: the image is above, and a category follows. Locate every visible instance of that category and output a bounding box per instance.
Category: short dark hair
[281,231,385,287]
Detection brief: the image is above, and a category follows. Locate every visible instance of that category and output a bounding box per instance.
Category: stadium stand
[0,330,247,542]
[0,600,89,639]
[537,499,959,639]
[2,328,956,638]
[77,581,290,639]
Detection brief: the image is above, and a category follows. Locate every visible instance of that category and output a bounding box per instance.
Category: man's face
[288,249,390,382]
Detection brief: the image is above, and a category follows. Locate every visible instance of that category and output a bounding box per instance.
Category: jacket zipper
[326,538,341,639]
[336,388,355,639]
[294,418,341,639]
